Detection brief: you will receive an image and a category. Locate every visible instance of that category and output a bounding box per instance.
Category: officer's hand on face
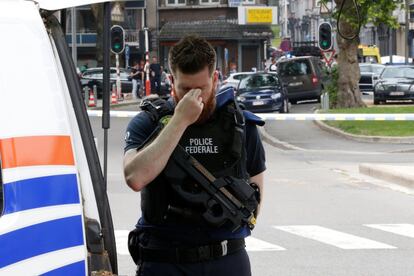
[175,89,204,126]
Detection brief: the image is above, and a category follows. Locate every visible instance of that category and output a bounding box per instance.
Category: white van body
[0,1,116,274]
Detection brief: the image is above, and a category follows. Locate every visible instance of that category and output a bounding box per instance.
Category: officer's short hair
[168,35,216,77]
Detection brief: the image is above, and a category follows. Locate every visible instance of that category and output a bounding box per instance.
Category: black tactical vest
[140,100,248,228]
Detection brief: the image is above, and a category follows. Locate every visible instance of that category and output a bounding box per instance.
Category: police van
[0,1,118,274]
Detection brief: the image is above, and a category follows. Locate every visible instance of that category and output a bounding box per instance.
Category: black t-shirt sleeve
[245,122,266,177]
[124,112,157,153]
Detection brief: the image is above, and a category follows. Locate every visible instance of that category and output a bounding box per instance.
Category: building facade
[153,0,274,75]
[65,0,275,73]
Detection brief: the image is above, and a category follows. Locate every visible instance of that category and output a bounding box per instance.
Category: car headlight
[375,84,385,92]
[237,96,246,102]
[410,85,414,92]
[271,93,281,100]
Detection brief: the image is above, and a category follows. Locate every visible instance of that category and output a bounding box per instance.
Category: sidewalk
[359,163,414,189]
[87,98,141,110]
[259,124,414,191]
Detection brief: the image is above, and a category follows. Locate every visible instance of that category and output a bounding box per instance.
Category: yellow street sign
[246,8,273,24]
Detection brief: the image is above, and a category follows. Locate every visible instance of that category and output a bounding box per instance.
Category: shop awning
[159,20,273,41]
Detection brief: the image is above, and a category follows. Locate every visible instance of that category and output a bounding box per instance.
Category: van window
[279,60,312,77]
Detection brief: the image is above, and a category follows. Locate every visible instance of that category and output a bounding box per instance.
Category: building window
[166,0,186,6]
[410,4,414,22]
[200,0,220,4]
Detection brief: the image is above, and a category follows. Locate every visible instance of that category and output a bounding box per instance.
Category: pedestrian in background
[150,56,161,94]
[130,61,142,99]
[268,58,277,72]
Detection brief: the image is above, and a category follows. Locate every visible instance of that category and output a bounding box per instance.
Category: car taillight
[311,75,318,86]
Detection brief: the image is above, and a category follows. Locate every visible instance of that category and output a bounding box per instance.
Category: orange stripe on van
[0,136,75,169]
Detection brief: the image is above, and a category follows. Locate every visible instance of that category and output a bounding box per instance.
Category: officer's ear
[169,74,175,97]
[212,70,218,86]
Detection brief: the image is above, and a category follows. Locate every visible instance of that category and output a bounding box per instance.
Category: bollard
[83,86,89,106]
[321,92,330,110]
[93,85,98,106]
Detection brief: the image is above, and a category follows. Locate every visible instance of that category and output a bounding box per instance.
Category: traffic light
[318,22,332,51]
[110,25,125,54]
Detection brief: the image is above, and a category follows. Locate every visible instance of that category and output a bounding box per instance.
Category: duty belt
[139,238,245,263]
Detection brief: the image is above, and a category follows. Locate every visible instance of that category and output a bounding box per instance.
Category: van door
[0,2,116,274]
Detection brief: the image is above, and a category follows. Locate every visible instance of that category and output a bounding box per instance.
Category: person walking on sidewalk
[130,61,142,99]
[149,56,161,94]
[123,35,266,276]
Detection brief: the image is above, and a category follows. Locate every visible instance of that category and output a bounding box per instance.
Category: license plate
[289,82,303,87]
[252,100,264,106]
[390,91,405,96]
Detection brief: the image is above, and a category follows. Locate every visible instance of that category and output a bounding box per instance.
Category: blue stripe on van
[3,174,80,214]
[0,215,84,268]
[41,260,85,276]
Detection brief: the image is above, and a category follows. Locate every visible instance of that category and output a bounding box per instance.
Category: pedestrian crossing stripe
[114,230,129,256]
[365,224,414,239]
[88,111,414,121]
[273,225,396,249]
[245,237,286,251]
[115,224,414,255]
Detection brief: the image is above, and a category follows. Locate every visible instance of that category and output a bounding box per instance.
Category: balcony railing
[66,29,140,46]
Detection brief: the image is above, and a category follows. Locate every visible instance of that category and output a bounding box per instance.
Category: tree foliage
[320,0,402,29]
[318,0,403,108]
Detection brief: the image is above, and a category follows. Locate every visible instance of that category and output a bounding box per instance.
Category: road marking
[114,230,285,255]
[115,230,130,256]
[365,224,414,238]
[273,225,396,249]
[246,236,286,251]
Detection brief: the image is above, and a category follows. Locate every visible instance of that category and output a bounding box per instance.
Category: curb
[258,126,305,151]
[359,163,414,189]
[313,117,414,144]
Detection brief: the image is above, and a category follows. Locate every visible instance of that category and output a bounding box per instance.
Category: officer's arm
[250,171,264,217]
[123,89,204,192]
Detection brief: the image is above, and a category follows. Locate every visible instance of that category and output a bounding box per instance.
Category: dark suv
[277,56,326,104]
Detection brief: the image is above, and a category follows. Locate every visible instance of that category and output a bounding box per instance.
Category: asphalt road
[89,99,414,276]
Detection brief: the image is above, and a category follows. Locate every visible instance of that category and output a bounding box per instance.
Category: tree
[320,0,402,108]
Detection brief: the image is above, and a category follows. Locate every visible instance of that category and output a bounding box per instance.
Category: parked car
[277,56,326,104]
[80,67,133,98]
[359,63,385,92]
[373,65,414,104]
[236,73,289,113]
[221,72,255,89]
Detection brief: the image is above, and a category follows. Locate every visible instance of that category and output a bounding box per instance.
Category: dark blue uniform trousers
[136,248,251,276]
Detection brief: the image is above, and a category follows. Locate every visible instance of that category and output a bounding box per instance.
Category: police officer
[123,35,266,276]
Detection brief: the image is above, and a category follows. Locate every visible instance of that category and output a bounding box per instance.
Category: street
[89,100,414,276]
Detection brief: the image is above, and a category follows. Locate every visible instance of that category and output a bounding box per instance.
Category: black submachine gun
[164,145,259,232]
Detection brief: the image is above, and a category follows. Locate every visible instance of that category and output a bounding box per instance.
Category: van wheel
[290,99,297,104]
